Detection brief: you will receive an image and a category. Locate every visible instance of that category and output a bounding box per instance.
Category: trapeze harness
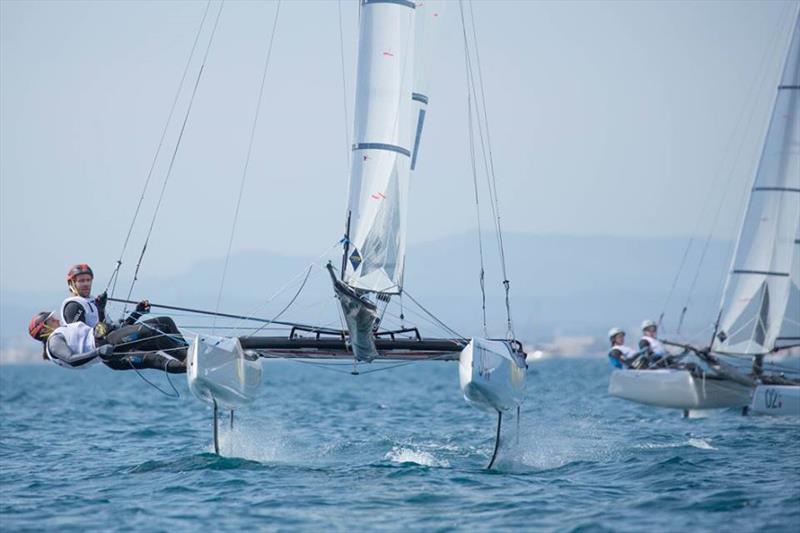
[608,344,638,369]
[45,319,188,373]
[60,296,103,327]
[100,317,188,373]
[639,336,666,360]
[45,322,101,369]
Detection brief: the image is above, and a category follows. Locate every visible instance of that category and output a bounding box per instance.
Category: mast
[332,0,417,361]
[715,11,800,357]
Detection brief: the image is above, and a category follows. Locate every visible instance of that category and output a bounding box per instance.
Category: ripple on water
[2,359,798,531]
[125,453,266,474]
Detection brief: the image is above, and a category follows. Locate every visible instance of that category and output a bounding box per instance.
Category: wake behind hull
[749,385,800,415]
[609,369,753,410]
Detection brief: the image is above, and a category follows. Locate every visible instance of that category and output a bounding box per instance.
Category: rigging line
[708,8,788,336]
[244,264,312,337]
[126,357,181,398]
[107,296,336,332]
[460,0,514,338]
[263,356,354,375]
[465,0,511,287]
[391,301,465,345]
[337,0,351,171]
[657,19,783,329]
[467,0,507,275]
[377,304,454,338]
[106,0,213,297]
[403,290,467,342]
[184,325,299,331]
[459,0,487,337]
[228,240,341,331]
[468,43,487,337]
[356,351,460,375]
[761,360,800,374]
[112,343,187,353]
[213,0,282,333]
[713,346,800,359]
[124,0,226,306]
[677,9,791,333]
[658,236,695,331]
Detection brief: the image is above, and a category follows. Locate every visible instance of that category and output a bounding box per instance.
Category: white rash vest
[45,322,99,369]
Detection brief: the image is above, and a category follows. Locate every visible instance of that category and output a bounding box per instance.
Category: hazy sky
[1,0,797,293]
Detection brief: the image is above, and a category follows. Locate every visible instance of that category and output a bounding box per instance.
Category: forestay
[716,13,800,355]
[344,0,416,294]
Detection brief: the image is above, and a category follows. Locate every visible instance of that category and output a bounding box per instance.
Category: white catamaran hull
[187,335,262,409]
[749,385,800,416]
[609,369,753,410]
[459,338,526,413]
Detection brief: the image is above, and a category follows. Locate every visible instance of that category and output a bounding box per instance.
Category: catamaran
[105,0,526,467]
[609,8,800,415]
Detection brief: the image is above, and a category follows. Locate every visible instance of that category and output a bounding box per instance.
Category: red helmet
[29,311,54,341]
[66,263,94,283]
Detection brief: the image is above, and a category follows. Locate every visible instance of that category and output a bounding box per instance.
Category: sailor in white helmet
[607,328,640,369]
[639,319,667,363]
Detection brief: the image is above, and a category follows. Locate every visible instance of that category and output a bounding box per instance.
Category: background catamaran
[104,0,526,466]
[609,8,800,416]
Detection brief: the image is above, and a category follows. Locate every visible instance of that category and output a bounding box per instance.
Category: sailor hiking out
[29,310,188,374]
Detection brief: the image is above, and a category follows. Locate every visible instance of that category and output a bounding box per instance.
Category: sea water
[1,357,798,531]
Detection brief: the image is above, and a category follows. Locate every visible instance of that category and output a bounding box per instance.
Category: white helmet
[641,319,657,331]
[608,327,624,340]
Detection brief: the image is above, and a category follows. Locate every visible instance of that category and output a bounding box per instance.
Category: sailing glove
[94,322,110,340]
[97,344,116,360]
[94,291,108,311]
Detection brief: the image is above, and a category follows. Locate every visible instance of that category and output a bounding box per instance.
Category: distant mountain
[0,231,731,362]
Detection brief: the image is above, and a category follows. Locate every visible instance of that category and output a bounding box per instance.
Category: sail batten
[716,12,800,355]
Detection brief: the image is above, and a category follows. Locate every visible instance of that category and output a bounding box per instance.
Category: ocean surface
[1,356,798,532]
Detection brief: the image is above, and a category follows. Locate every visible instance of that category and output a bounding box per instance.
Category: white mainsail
[716,12,800,355]
[343,0,417,294]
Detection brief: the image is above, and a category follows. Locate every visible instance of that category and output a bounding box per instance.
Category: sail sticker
[752,187,800,193]
[349,249,363,271]
[352,143,411,158]
[412,92,429,104]
[731,269,790,277]
[411,108,426,170]
[362,0,416,8]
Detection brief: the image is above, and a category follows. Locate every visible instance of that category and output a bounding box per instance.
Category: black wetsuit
[99,317,188,374]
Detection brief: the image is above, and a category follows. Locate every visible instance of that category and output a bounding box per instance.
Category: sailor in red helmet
[61,263,152,329]
[54,263,188,368]
[29,311,186,373]
[61,263,108,327]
